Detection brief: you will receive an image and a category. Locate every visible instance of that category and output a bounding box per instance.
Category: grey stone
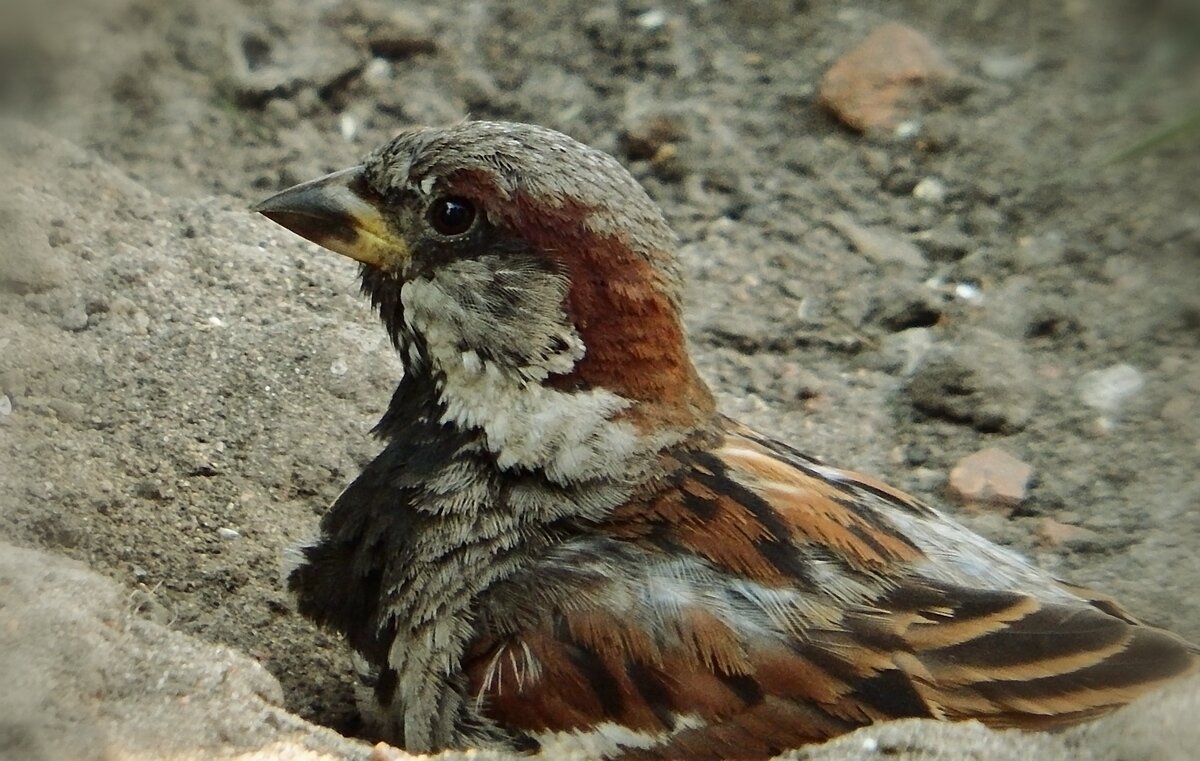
[1079,363,1145,414]
[0,203,68,294]
[906,328,1037,432]
[829,214,928,269]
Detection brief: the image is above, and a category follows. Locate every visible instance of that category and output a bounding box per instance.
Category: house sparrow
[255,121,1197,760]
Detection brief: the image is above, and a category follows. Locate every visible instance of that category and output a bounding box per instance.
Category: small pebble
[914,224,972,262]
[362,58,392,89]
[131,311,151,333]
[894,120,921,139]
[1014,231,1067,270]
[912,177,947,204]
[0,395,11,416]
[1036,518,1103,550]
[876,328,934,376]
[622,114,687,162]
[60,303,89,331]
[953,282,982,302]
[649,143,687,182]
[217,527,241,540]
[47,399,85,424]
[980,53,1035,81]
[818,22,952,132]
[339,113,358,142]
[1078,363,1144,413]
[0,205,69,292]
[947,447,1033,510]
[829,214,926,268]
[637,9,668,30]
[366,23,438,60]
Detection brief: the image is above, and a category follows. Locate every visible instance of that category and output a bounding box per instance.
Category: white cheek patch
[437,356,641,484]
[402,278,643,484]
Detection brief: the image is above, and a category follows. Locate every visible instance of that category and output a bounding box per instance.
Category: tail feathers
[893,589,1199,728]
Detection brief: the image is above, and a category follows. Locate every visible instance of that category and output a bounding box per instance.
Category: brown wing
[464,423,1198,760]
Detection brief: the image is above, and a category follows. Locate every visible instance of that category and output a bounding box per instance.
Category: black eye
[428,197,477,236]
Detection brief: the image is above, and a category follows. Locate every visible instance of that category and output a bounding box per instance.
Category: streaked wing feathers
[464,425,1198,759]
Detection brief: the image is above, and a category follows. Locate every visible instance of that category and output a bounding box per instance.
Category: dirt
[1,0,1198,758]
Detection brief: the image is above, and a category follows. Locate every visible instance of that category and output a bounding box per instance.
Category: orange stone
[819,22,952,132]
[1036,518,1102,549]
[947,446,1033,509]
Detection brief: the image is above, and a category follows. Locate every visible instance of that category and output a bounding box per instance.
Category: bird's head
[256,122,714,479]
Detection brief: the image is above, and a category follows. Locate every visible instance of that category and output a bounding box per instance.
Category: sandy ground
[1,0,1198,759]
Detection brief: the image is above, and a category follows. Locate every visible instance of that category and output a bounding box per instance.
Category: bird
[254,121,1197,760]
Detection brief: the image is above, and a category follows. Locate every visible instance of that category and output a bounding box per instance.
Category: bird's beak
[253,166,407,269]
